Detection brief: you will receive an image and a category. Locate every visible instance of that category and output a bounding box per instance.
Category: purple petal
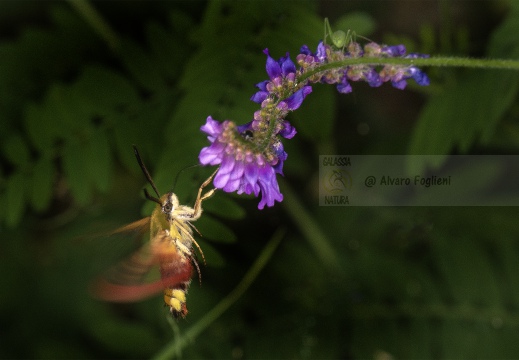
[254,80,269,91]
[244,161,259,190]
[382,45,406,57]
[365,69,382,87]
[392,79,407,90]
[271,141,287,175]
[250,91,268,104]
[199,144,224,165]
[280,53,296,76]
[218,154,236,175]
[284,86,312,110]
[273,143,287,162]
[272,161,283,175]
[409,67,430,86]
[200,116,223,139]
[257,166,283,209]
[263,48,281,79]
[237,121,253,134]
[300,44,312,55]
[279,120,297,139]
[316,41,327,62]
[337,77,352,94]
[223,177,241,192]
[223,160,245,192]
[214,170,231,189]
[214,155,240,190]
[406,53,430,59]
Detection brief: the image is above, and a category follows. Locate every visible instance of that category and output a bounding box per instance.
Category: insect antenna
[143,188,162,206]
[133,145,162,205]
[170,164,200,193]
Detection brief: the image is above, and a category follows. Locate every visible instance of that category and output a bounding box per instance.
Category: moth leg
[192,169,218,219]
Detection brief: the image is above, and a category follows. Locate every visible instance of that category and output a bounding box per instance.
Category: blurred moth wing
[92,229,193,303]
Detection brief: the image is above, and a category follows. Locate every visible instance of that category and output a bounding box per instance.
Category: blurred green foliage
[1,0,519,359]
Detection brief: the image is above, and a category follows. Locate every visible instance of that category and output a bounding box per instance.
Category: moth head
[161,193,180,221]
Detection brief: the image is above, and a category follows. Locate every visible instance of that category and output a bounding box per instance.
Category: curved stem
[300,56,519,83]
[153,228,285,360]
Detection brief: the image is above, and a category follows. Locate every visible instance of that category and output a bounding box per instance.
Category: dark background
[1,0,519,358]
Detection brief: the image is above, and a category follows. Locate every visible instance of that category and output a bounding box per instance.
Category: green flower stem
[261,105,281,151]
[279,178,340,271]
[153,228,285,360]
[300,56,519,83]
[67,0,120,53]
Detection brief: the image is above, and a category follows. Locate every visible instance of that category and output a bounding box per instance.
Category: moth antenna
[133,145,161,198]
[143,188,162,206]
[170,164,200,193]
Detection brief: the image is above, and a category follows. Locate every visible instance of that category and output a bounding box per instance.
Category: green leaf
[497,239,519,305]
[62,140,92,205]
[145,21,185,80]
[2,133,30,167]
[31,155,54,212]
[408,4,519,163]
[195,214,237,244]
[486,5,519,58]
[197,239,226,267]
[433,234,502,305]
[48,84,94,139]
[24,102,57,152]
[86,129,112,193]
[0,5,102,138]
[203,193,245,220]
[74,65,140,115]
[408,69,519,165]
[119,38,165,91]
[5,171,26,227]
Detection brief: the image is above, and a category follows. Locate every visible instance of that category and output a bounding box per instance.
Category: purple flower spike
[201,36,431,210]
